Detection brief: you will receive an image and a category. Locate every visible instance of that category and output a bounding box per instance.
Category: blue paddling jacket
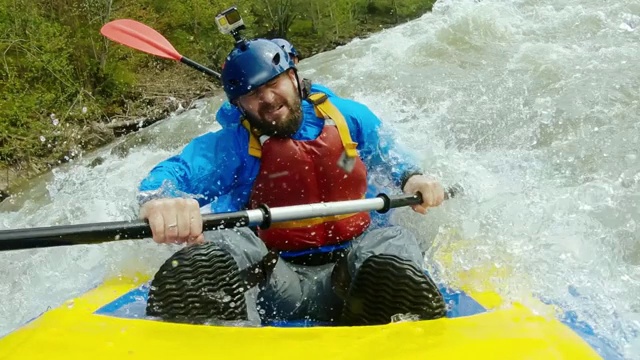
[137,83,424,228]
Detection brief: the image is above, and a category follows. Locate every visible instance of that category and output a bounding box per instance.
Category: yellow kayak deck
[0,275,615,360]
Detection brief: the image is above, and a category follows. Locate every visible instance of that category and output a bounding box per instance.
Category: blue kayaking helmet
[222,38,295,101]
[271,38,299,59]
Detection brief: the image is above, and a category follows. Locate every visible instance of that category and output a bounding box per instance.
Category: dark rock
[88,157,106,168]
[0,189,9,202]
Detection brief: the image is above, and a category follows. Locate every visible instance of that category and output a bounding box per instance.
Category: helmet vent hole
[272,53,281,66]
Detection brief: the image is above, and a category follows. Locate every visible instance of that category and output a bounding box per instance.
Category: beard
[243,92,303,138]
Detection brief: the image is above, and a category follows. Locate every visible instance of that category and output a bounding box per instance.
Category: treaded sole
[341,254,447,326]
[145,242,248,323]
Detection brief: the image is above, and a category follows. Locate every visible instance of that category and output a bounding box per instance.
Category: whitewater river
[1,0,639,358]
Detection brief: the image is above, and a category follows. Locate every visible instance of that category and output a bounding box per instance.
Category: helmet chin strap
[292,69,303,100]
[231,98,247,117]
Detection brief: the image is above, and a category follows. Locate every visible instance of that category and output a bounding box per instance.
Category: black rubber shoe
[340,254,447,326]
[145,242,248,323]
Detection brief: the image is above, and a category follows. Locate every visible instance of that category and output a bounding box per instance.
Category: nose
[256,87,276,103]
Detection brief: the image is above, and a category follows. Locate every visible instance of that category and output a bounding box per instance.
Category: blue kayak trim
[94,283,150,318]
[557,309,625,360]
[535,287,627,360]
[94,282,487,320]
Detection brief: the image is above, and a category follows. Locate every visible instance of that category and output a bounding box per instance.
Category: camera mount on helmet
[217,7,302,102]
[215,6,246,47]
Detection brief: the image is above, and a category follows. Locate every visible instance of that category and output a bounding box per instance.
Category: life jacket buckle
[337,150,356,173]
[308,93,328,105]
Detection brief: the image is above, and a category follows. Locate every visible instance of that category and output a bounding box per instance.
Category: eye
[246,89,258,97]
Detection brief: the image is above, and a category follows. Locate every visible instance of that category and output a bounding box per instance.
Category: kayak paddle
[100,19,221,79]
[0,185,462,251]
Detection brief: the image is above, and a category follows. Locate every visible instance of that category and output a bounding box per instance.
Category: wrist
[400,171,423,192]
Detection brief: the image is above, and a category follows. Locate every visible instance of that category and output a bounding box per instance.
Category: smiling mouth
[265,104,284,115]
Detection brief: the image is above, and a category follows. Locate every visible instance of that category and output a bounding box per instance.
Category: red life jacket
[245,93,371,251]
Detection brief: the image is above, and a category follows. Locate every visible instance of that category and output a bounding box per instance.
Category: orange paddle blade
[101,19,182,61]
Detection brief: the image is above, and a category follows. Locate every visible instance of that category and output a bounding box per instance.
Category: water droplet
[391,313,420,323]
[40,136,46,142]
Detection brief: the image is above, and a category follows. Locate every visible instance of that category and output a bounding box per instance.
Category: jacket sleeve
[137,129,246,207]
[335,98,424,190]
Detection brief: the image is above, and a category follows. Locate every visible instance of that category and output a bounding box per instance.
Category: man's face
[236,69,302,138]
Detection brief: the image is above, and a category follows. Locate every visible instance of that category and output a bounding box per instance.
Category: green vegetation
[0,0,435,192]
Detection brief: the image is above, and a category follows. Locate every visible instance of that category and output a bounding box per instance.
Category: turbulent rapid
[1,0,639,357]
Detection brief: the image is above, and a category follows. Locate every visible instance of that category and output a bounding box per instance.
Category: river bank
[0,65,215,199]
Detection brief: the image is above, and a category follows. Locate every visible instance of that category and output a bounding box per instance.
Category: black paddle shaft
[180,56,221,79]
[0,211,252,251]
[0,185,462,251]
